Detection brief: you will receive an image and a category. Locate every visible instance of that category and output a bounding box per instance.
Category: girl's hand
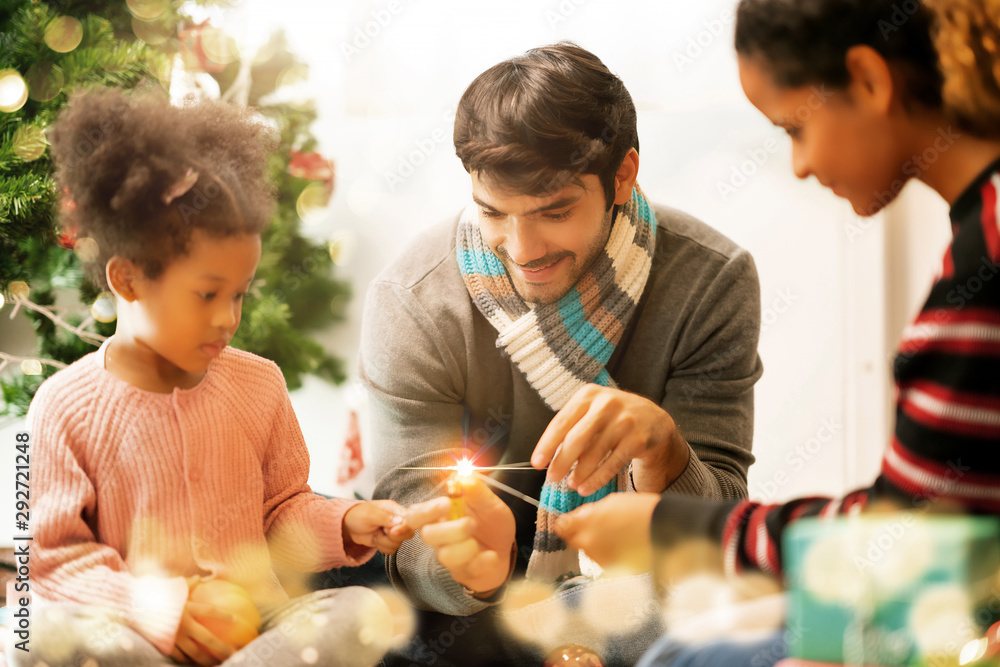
[343,499,413,555]
[170,579,259,666]
[169,600,247,666]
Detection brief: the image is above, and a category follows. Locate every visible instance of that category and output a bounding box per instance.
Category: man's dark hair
[734,0,943,111]
[453,42,638,210]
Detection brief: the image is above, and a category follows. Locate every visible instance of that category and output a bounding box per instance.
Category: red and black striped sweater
[653,157,1000,577]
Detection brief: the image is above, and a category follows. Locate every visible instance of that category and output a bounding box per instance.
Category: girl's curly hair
[49,88,278,288]
[926,0,1000,139]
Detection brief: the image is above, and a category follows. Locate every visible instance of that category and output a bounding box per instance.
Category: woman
[553,1,1000,664]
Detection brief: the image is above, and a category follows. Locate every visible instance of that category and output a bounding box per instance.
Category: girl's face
[738,54,908,217]
[129,230,261,375]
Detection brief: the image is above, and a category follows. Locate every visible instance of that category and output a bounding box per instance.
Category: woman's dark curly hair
[734,0,944,112]
[926,0,1000,139]
[49,88,277,289]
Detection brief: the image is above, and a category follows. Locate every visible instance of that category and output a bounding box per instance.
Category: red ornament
[288,150,335,190]
[178,20,226,73]
[58,188,78,248]
[337,408,364,484]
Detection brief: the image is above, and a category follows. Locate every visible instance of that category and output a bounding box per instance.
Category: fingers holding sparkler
[405,475,517,597]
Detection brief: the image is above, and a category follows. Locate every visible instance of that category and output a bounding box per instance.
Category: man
[361,42,762,666]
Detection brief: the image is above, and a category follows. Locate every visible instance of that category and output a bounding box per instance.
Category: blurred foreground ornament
[20,360,42,376]
[13,124,47,161]
[9,281,29,301]
[0,70,28,112]
[43,17,83,53]
[543,644,605,667]
[91,293,117,324]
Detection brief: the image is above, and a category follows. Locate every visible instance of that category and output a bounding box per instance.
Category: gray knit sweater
[362,204,763,616]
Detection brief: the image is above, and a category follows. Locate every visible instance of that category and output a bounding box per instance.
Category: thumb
[554,504,590,537]
[460,476,501,510]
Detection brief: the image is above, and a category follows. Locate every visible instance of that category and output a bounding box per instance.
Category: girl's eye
[234,292,246,301]
[544,210,572,221]
[200,292,216,301]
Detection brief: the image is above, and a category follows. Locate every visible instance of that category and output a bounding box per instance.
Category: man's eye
[544,210,572,221]
[480,209,504,219]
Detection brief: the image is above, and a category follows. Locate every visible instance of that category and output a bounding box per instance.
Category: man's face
[472,173,614,305]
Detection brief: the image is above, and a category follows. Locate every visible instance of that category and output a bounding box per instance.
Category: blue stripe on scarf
[457,247,507,278]
[539,476,617,513]
[556,288,614,367]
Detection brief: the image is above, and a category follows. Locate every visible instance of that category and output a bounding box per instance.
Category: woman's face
[738,53,910,217]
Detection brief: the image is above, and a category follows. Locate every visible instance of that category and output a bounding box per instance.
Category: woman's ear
[845,45,895,115]
[106,257,141,302]
[613,148,640,206]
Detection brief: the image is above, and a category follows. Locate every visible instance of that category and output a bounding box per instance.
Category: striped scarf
[457,186,657,583]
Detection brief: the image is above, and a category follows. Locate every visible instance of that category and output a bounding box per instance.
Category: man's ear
[106,257,142,303]
[845,45,895,115]
[613,148,640,206]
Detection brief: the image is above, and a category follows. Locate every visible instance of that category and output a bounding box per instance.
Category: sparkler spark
[396,460,555,512]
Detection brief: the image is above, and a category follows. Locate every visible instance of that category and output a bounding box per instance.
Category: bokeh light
[20,360,42,376]
[297,181,331,225]
[8,281,29,301]
[131,17,172,46]
[44,16,84,53]
[0,70,28,113]
[0,292,5,310]
[328,229,358,267]
[13,124,47,162]
[960,637,988,665]
[910,584,976,656]
[125,0,169,20]
[26,61,64,102]
[500,579,567,647]
[91,292,117,324]
[74,237,99,263]
[201,29,239,66]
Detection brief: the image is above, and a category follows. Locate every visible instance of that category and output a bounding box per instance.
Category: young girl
[552,0,1000,665]
[11,89,412,667]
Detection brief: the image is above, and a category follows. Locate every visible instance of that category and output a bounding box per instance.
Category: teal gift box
[784,515,1000,666]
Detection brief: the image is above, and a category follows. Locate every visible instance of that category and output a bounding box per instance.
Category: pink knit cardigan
[20,341,372,654]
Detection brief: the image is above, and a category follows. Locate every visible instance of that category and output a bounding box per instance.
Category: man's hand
[405,477,516,596]
[343,499,413,555]
[554,492,660,572]
[530,384,688,496]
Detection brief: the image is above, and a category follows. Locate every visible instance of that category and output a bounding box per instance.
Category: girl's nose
[213,300,239,328]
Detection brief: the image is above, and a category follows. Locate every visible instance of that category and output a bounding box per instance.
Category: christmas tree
[0,0,350,416]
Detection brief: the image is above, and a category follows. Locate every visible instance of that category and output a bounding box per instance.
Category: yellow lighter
[446,476,465,520]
